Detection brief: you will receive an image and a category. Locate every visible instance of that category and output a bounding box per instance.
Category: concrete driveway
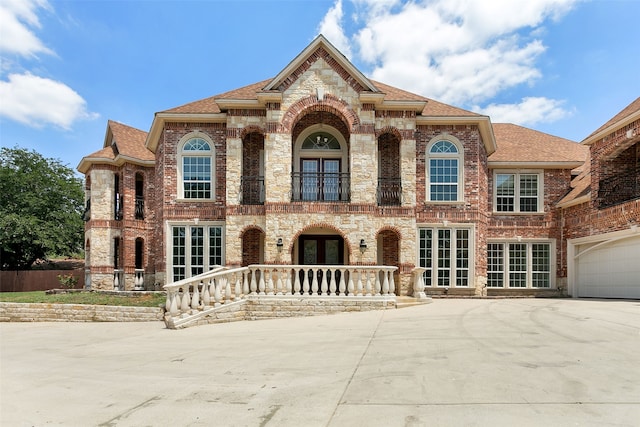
[1,298,639,426]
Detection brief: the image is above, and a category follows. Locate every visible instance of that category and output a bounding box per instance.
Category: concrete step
[395,296,431,309]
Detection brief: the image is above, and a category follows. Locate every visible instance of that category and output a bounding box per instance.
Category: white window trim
[177,131,216,201]
[425,135,464,204]
[486,239,556,289]
[166,221,225,283]
[417,223,475,288]
[492,169,544,214]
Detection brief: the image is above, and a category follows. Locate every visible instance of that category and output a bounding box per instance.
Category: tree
[0,147,84,270]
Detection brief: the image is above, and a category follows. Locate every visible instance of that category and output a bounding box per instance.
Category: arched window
[426,137,464,202]
[293,127,348,201]
[179,135,214,199]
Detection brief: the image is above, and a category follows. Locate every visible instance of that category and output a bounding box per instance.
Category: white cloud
[0,73,99,130]
[0,0,53,57]
[320,0,580,125]
[475,97,572,126]
[318,0,352,58]
[0,0,98,129]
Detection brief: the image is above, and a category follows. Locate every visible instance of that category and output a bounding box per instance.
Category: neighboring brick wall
[0,303,164,322]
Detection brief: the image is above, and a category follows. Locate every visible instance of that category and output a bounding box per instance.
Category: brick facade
[80,36,607,297]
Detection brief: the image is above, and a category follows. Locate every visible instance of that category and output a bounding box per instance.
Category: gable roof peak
[262,34,379,94]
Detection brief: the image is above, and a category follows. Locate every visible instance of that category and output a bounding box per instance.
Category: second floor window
[495,172,541,213]
[427,139,463,202]
[180,137,213,200]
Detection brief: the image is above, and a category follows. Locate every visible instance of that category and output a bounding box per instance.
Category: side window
[426,139,463,202]
[179,136,214,200]
[495,172,541,213]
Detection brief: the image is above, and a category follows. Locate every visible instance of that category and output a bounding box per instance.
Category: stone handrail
[163,264,398,318]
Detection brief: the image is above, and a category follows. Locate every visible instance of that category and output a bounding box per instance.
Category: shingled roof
[490,123,587,166]
[77,120,153,173]
[583,96,640,143]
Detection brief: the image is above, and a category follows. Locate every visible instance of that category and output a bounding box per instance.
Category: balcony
[135,196,144,219]
[377,177,402,206]
[241,175,265,205]
[291,172,350,202]
[598,165,640,209]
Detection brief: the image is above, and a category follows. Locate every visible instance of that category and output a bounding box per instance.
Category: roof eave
[379,100,427,112]
[582,110,640,145]
[146,112,227,152]
[488,161,585,169]
[417,115,496,156]
[215,99,262,109]
[557,193,590,209]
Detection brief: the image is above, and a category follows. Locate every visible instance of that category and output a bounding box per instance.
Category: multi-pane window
[419,227,471,287]
[486,242,552,288]
[495,172,541,212]
[170,225,224,282]
[427,140,462,202]
[181,137,213,199]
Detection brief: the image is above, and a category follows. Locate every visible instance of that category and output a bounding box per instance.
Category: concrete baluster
[320,268,328,296]
[258,268,266,295]
[180,285,190,312]
[293,268,301,295]
[311,268,319,296]
[191,282,200,309]
[250,269,257,294]
[329,268,336,296]
[302,268,310,295]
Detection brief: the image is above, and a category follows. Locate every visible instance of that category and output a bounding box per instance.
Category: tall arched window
[179,135,214,199]
[293,127,348,201]
[426,138,464,202]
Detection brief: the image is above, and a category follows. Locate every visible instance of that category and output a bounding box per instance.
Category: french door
[301,159,340,201]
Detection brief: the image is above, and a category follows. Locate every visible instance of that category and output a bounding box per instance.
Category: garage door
[575,234,640,298]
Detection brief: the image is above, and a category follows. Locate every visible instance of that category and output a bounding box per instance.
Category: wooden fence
[0,269,84,292]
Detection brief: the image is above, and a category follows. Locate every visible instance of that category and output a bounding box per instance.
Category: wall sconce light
[276,238,283,253]
[359,239,367,254]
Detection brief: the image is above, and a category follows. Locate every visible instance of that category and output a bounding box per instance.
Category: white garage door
[575,234,640,298]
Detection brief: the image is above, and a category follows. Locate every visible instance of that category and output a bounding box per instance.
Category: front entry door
[299,235,344,265]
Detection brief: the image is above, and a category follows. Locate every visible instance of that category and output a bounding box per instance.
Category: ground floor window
[487,241,552,288]
[419,227,471,287]
[170,224,224,282]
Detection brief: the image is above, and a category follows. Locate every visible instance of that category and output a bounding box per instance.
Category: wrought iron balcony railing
[114,194,123,220]
[241,175,265,205]
[377,177,402,206]
[598,166,640,209]
[135,196,144,220]
[291,172,350,202]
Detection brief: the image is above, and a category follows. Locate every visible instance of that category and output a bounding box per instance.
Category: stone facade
[79,36,598,299]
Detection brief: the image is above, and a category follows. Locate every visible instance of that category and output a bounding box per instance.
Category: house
[78,35,636,305]
[559,97,640,298]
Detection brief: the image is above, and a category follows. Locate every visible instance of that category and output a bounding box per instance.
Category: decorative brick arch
[239,224,265,237]
[375,126,403,141]
[240,125,266,140]
[290,223,353,254]
[375,225,402,240]
[281,94,360,135]
[240,226,265,266]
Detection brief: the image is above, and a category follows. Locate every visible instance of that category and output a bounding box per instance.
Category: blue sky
[1,0,639,173]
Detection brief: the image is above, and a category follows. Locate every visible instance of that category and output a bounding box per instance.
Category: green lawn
[0,291,166,308]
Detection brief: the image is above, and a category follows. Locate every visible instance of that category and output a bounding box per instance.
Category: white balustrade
[164,264,398,318]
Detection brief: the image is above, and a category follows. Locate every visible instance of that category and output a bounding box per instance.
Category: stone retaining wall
[0,303,164,322]
[166,295,397,329]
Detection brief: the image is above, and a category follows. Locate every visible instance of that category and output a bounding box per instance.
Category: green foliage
[57,273,79,289]
[0,147,84,270]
